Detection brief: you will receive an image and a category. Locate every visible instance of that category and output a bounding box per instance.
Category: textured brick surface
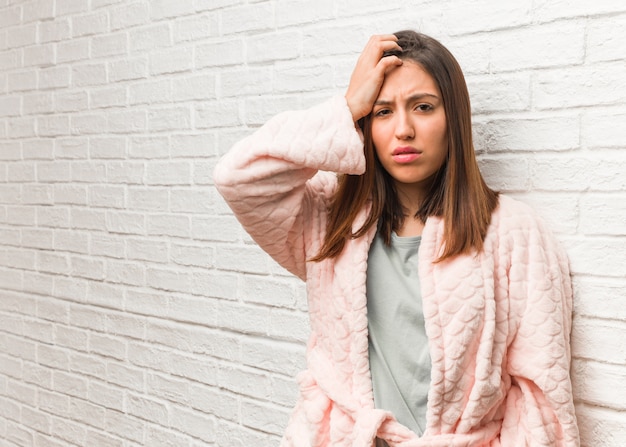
[1,1,625,446]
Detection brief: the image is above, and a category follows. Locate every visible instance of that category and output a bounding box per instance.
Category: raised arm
[213,96,365,280]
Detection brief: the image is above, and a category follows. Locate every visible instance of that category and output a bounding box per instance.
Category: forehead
[377,61,440,99]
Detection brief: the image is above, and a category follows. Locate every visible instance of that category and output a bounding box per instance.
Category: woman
[214,30,579,447]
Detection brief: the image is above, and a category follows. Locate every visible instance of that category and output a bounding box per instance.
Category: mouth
[392,146,422,163]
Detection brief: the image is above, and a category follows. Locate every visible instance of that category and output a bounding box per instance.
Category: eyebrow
[374,93,440,106]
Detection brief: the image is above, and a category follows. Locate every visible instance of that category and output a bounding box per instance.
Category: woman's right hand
[345,34,403,122]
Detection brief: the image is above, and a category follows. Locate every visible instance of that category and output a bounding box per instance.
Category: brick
[6,205,36,226]
[220,67,273,98]
[53,184,87,205]
[38,66,71,90]
[55,137,88,159]
[7,24,37,49]
[110,2,150,30]
[37,206,70,228]
[147,106,192,132]
[90,234,125,259]
[172,74,216,101]
[21,228,54,249]
[54,275,90,300]
[54,229,89,253]
[146,266,192,294]
[196,100,241,128]
[532,155,626,191]
[6,421,34,446]
[145,161,191,185]
[38,390,70,417]
[23,363,52,388]
[221,3,274,34]
[582,110,626,148]
[127,393,167,424]
[240,398,289,435]
[129,24,172,53]
[70,207,107,231]
[105,210,145,235]
[273,62,334,94]
[37,115,70,137]
[72,12,108,38]
[89,381,124,411]
[50,417,86,446]
[149,46,193,75]
[90,137,127,159]
[8,117,37,138]
[57,38,90,64]
[88,185,125,209]
[106,260,145,286]
[8,70,37,92]
[23,92,54,115]
[4,247,36,270]
[534,62,626,109]
[56,326,89,352]
[127,237,169,263]
[23,0,54,22]
[39,18,71,43]
[572,359,626,409]
[576,405,626,447]
[109,57,149,82]
[85,430,123,447]
[107,110,147,134]
[90,86,127,109]
[104,409,144,442]
[248,31,300,64]
[0,5,21,28]
[55,91,89,113]
[36,252,70,275]
[127,187,169,212]
[129,79,171,105]
[579,194,626,236]
[86,281,125,310]
[572,318,626,365]
[170,133,214,158]
[70,256,105,280]
[72,63,107,88]
[196,39,245,69]
[106,161,144,184]
[564,236,626,277]
[170,405,215,442]
[173,14,213,43]
[56,0,89,16]
[490,23,585,71]
[573,277,626,321]
[534,0,626,21]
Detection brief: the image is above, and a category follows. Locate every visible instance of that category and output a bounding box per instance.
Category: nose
[394,111,415,140]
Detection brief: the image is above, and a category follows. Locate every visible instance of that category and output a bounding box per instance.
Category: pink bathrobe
[213,96,579,447]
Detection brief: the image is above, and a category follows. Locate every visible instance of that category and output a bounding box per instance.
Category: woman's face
[371,61,448,199]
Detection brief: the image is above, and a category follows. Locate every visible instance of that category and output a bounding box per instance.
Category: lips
[392,146,422,163]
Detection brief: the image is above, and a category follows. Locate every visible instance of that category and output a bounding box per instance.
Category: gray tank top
[366,231,431,436]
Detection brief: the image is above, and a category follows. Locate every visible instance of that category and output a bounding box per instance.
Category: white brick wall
[0,1,625,446]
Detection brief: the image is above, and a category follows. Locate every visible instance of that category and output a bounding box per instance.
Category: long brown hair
[312,30,498,262]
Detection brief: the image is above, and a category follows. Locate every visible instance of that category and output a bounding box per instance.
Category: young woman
[214,31,579,447]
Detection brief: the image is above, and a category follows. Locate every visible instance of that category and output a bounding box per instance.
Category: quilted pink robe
[213,96,579,447]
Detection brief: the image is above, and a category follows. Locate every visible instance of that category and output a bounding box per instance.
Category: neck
[395,183,427,216]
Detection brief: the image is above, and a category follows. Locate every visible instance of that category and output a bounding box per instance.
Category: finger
[369,34,398,43]
[360,39,402,66]
[379,55,403,74]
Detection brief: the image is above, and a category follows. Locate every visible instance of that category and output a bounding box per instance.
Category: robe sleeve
[213,96,365,280]
[498,209,579,447]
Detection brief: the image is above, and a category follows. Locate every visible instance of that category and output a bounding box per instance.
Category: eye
[415,103,433,112]
[374,108,392,117]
